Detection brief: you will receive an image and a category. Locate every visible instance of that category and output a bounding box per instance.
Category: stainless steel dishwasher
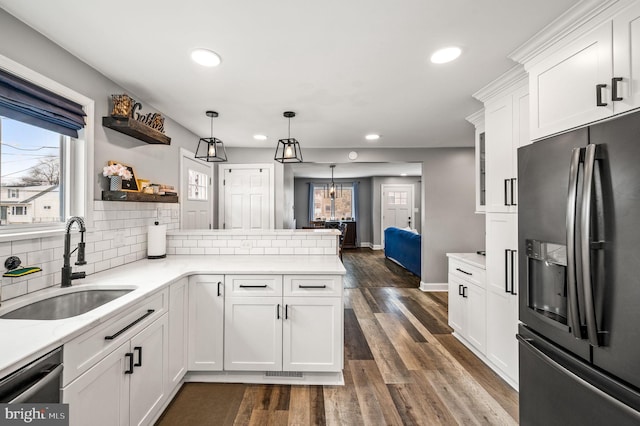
[0,347,62,403]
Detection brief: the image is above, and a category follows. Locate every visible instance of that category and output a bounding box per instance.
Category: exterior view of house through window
[0,116,64,226]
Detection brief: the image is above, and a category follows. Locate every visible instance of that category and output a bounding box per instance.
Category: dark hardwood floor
[156,249,518,425]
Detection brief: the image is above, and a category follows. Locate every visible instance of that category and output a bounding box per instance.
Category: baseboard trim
[419,281,447,292]
[372,244,383,250]
[185,370,345,386]
[359,242,373,249]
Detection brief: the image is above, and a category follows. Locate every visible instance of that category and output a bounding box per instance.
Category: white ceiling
[0,0,578,149]
[290,162,422,179]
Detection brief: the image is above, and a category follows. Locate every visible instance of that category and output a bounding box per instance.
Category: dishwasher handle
[9,364,63,404]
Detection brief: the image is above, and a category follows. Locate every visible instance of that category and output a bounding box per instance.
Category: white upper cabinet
[475,66,529,214]
[466,109,486,214]
[516,0,640,140]
[529,21,613,140]
[613,1,640,114]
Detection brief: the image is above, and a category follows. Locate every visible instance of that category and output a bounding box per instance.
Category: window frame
[310,182,354,221]
[0,54,94,242]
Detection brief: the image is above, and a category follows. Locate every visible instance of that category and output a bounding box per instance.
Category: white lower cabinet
[63,314,169,426]
[282,297,342,372]
[224,274,343,372]
[168,278,188,386]
[486,213,519,385]
[447,255,486,354]
[188,275,224,371]
[224,296,282,371]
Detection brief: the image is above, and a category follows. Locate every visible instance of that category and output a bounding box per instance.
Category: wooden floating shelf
[102,116,171,145]
[102,191,178,203]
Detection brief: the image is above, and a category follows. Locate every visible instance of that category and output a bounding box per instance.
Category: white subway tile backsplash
[0,200,338,302]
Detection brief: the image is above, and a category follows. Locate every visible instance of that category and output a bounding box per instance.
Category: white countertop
[446,252,486,269]
[0,255,345,379]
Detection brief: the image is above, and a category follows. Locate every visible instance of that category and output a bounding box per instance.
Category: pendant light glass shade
[325,164,342,199]
[195,111,227,162]
[274,111,303,163]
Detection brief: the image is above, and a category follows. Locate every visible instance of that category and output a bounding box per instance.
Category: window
[0,57,92,239]
[187,169,208,200]
[312,184,354,220]
[0,116,64,226]
[387,191,408,205]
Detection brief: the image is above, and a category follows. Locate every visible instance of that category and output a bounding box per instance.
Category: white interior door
[220,164,273,229]
[381,184,414,246]
[180,149,213,229]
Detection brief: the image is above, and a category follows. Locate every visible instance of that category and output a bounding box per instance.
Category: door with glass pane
[381,184,414,247]
[180,151,213,229]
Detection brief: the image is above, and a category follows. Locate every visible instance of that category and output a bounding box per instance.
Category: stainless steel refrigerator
[518,110,640,425]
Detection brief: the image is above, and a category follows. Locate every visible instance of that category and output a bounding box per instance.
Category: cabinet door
[486,213,518,295]
[465,284,486,354]
[168,278,188,386]
[188,275,224,371]
[530,21,613,140]
[224,297,282,371]
[63,342,130,426]
[486,213,519,384]
[613,2,640,114]
[485,95,515,213]
[282,297,342,372]
[129,314,168,426]
[447,274,465,334]
[486,290,519,383]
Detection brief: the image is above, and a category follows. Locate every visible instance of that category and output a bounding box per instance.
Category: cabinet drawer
[226,275,283,297]
[284,275,342,297]
[63,289,167,386]
[449,259,486,287]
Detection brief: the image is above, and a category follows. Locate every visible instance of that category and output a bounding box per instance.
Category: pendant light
[195,111,227,162]
[325,164,342,199]
[274,111,303,163]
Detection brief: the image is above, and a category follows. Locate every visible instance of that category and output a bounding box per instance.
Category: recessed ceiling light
[191,48,221,67]
[365,134,380,141]
[430,46,462,64]
[400,173,408,177]
[253,134,268,141]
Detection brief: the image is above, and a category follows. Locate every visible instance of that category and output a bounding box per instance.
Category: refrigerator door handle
[567,147,584,339]
[581,144,601,347]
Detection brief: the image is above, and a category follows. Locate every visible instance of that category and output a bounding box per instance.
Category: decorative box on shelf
[102,191,178,203]
[102,94,171,145]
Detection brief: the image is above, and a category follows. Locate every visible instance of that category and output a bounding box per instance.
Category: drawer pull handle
[455,268,472,276]
[596,83,607,107]
[134,346,142,367]
[298,285,327,289]
[612,77,623,101]
[105,309,155,341]
[239,284,268,288]
[124,353,134,375]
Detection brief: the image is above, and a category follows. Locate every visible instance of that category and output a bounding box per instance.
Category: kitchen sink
[0,289,133,320]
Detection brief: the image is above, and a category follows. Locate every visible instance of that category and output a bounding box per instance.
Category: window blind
[0,68,86,137]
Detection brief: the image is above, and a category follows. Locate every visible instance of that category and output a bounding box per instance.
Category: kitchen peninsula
[0,229,345,426]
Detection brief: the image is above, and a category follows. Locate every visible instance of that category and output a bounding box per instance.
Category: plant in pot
[103,163,133,191]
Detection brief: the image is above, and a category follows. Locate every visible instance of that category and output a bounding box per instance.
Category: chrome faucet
[61,216,87,287]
